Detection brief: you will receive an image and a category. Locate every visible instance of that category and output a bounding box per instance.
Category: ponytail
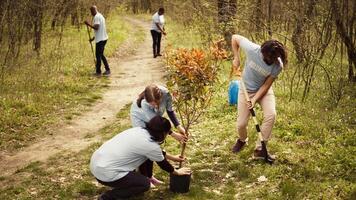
[136,91,145,108]
[261,40,288,68]
[136,84,163,108]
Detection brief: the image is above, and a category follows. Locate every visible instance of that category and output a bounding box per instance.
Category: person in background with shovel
[230,34,287,161]
[90,116,191,200]
[151,7,166,58]
[84,5,110,76]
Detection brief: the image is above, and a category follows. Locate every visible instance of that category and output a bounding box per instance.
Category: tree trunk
[132,0,139,14]
[267,0,272,37]
[254,0,263,40]
[33,0,43,53]
[291,0,317,63]
[217,0,237,48]
[331,0,356,82]
[140,0,152,13]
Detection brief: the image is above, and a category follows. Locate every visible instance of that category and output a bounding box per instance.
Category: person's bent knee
[264,113,276,123]
[237,122,248,130]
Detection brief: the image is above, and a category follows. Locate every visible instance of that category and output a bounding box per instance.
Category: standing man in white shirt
[151,7,166,58]
[85,5,110,76]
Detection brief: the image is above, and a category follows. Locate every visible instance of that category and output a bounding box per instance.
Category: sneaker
[97,194,105,200]
[157,53,162,56]
[103,71,111,76]
[149,176,164,186]
[232,139,246,153]
[253,149,276,161]
[93,72,101,77]
[153,54,157,58]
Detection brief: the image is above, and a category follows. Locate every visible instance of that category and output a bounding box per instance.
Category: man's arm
[155,22,166,35]
[84,20,99,30]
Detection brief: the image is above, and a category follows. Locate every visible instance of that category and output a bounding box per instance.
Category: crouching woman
[90,115,191,200]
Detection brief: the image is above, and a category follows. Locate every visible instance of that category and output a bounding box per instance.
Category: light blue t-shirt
[240,36,282,92]
[130,85,173,127]
[90,127,164,182]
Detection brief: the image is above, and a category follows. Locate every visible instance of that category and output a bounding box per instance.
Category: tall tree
[331,0,356,82]
[217,0,237,48]
[32,0,43,53]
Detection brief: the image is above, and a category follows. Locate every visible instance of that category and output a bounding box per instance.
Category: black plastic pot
[169,172,191,193]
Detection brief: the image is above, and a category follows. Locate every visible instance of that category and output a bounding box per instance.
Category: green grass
[0,9,136,151]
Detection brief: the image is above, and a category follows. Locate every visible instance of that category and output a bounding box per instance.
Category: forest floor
[0,17,165,177]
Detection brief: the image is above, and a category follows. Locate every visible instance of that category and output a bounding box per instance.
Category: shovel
[86,25,96,66]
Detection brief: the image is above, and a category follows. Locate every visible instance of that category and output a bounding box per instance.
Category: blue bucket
[228,80,239,105]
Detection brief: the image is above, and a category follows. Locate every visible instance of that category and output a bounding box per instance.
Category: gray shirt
[240,36,282,92]
[90,127,164,182]
[130,85,173,127]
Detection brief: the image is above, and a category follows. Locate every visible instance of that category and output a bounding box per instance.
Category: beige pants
[236,88,276,150]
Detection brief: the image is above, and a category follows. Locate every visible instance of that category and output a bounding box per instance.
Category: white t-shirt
[93,12,108,43]
[90,127,165,182]
[151,12,164,32]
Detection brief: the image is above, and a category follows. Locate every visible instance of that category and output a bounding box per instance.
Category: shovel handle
[86,25,96,65]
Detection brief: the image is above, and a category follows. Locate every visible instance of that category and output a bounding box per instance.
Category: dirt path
[0,18,166,177]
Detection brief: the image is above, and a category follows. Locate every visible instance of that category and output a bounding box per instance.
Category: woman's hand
[177,125,186,135]
[232,58,240,70]
[172,167,191,176]
[247,97,256,109]
[171,131,188,143]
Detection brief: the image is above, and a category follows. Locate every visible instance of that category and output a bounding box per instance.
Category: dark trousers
[96,40,110,74]
[97,171,150,200]
[150,30,162,56]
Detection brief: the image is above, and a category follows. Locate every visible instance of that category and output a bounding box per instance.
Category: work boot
[93,72,101,77]
[232,139,246,153]
[253,149,276,161]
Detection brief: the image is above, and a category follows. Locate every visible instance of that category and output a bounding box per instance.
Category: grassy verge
[0,9,135,151]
